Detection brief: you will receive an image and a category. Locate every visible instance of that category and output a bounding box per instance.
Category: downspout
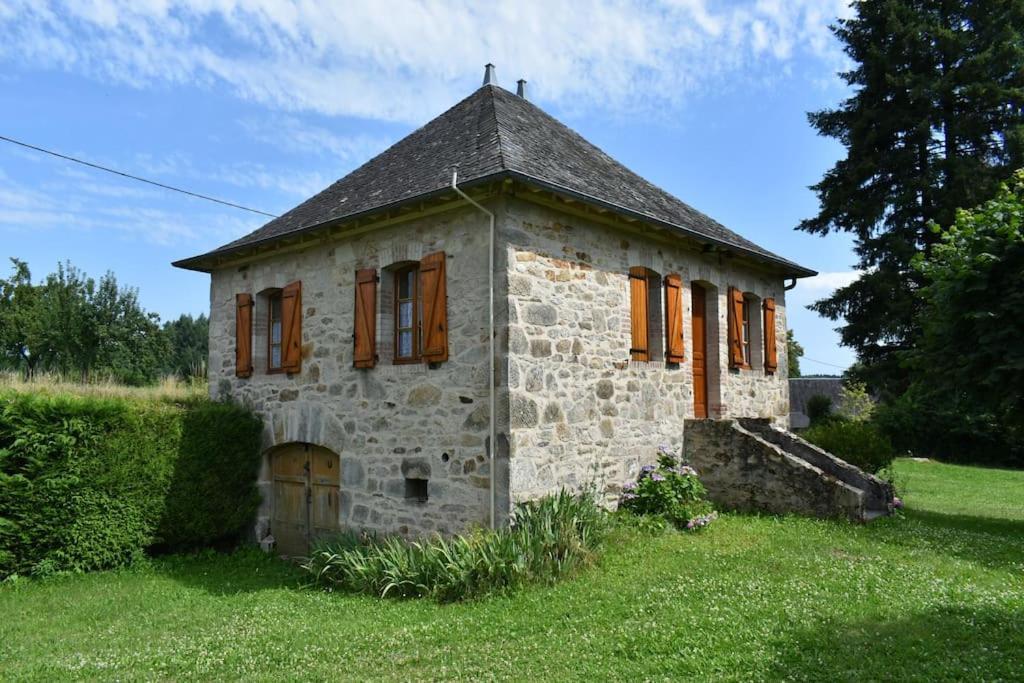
[784,278,797,291]
[451,171,497,530]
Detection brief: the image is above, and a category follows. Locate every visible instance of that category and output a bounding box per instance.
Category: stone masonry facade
[208,193,790,540]
[209,205,499,538]
[502,198,789,505]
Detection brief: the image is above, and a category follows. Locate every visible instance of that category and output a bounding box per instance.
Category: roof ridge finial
[482,63,496,86]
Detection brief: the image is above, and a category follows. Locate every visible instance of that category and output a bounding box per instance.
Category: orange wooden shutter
[280,280,302,373]
[235,293,253,378]
[763,297,777,373]
[419,251,448,363]
[727,286,745,369]
[629,266,649,361]
[353,268,378,368]
[664,273,684,363]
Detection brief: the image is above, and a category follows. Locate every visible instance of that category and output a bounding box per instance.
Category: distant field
[1,459,1021,681]
[0,372,205,401]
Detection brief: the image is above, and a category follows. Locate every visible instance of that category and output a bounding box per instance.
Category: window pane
[399,269,413,299]
[271,320,282,344]
[399,301,413,329]
[271,344,281,368]
[270,295,281,320]
[398,330,412,357]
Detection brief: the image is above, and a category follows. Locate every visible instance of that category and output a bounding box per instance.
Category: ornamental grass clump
[304,489,606,602]
[618,445,716,530]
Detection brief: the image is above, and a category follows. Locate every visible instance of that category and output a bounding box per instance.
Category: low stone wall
[683,419,865,520]
[738,418,893,512]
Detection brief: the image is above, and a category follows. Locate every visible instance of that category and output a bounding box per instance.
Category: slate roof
[174,84,814,277]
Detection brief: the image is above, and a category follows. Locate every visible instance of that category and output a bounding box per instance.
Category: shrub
[618,446,715,530]
[0,391,263,578]
[806,394,833,425]
[304,490,606,602]
[802,419,895,474]
[874,387,1023,467]
[837,381,875,422]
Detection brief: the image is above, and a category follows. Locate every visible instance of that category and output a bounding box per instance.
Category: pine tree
[801,0,1024,397]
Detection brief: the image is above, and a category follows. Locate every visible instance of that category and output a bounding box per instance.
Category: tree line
[0,259,207,385]
[805,0,1024,465]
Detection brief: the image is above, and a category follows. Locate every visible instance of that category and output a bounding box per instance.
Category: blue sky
[0,0,859,374]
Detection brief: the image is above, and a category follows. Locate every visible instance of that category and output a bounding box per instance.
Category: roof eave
[173,168,816,279]
[170,171,507,272]
[504,170,817,279]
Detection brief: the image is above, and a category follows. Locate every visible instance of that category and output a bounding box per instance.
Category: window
[268,291,283,372]
[394,264,419,363]
[405,477,428,503]
[629,266,663,362]
[741,297,752,367]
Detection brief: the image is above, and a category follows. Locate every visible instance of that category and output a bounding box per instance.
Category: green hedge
[802,419,896,474]
[0,391,263,577]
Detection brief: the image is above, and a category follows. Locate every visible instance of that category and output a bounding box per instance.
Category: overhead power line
[801,355,849,370]
[0,134,279,218]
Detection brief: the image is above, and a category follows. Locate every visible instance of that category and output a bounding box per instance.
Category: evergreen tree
[801,0,1024,397]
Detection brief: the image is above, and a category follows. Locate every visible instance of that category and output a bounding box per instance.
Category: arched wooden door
[271,444,341,556]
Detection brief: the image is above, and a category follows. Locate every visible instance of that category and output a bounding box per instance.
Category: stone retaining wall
[683,418,865,520]
[738,418,893,512]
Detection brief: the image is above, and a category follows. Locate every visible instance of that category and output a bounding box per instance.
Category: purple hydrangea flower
[621,492,638,502]
[685,511,718,530]
[658,443,671,454]
[893,496,904,509]
[678,465,698,477]
[650,473,666,482]
[622,481,637,491]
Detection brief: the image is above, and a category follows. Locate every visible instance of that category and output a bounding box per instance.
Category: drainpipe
[451,170,497,530]
[784,278,797,291]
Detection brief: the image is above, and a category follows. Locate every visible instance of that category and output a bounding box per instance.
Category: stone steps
[684,418,894,523]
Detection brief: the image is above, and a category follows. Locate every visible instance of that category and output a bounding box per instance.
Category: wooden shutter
[419,251,448,363]
[235,293,253,378]
[727,286,745,369]
[280,280,302,373]
[353,268,378,368]
[629,266,649,361]
[763,297,777,373]
[664,273,684,363]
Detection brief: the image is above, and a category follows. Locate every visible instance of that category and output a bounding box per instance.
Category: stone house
[175,67,892,554]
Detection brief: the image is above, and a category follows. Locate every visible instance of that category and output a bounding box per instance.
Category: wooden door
[271,444,341,556]
[691,284,709,418]
[309,446,341,543]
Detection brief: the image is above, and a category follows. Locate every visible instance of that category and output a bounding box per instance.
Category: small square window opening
[404,477,428,503]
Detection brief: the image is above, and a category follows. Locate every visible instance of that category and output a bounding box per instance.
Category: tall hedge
[0,391,263,577]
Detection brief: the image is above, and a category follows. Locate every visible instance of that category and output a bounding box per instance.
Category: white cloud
[795,270,862,293]
[0,163,255,247]
[239,116,392,161]
[0,0,853,123]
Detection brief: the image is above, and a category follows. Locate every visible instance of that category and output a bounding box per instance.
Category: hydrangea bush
[619,445,716,530]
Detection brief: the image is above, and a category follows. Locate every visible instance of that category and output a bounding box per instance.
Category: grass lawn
[2,458,1022,681]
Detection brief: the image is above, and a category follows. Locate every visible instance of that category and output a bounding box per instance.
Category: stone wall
[789,377,844,429]
[683,419,865,520]
[738,418,894,512]
[208,204,503,538]
[501,198,790,504]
